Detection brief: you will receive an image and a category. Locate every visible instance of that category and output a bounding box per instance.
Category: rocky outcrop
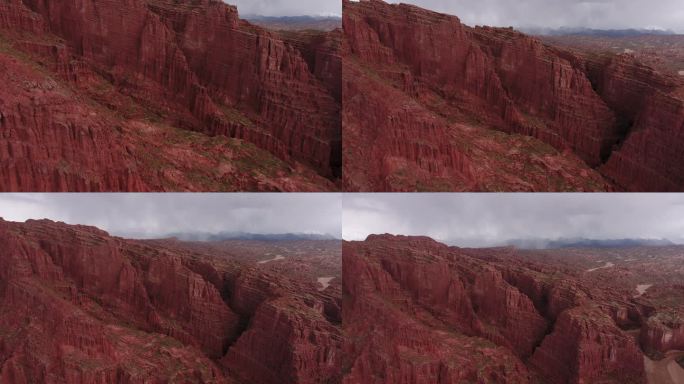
[0,219,226,382]
[0,0,44,33]
[501,268,584,321]
[278,29,343,102]
[0,47,335,192]
[342,59,479,191]
[343,34,608,191]
[529,306,644,384]
[641,317,684,356]
[343,235,648,384]
[141,254,241,358]
[223,297,341,384]
[0,52,153,191]
[637,285,684,356]
[0,0,339,191]
[589,55,684,191]
[343,0,684,191]
[0,218,342,383]
[343,237,533,383]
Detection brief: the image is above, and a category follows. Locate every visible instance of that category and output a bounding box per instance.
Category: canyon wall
[343,0,684,191]
[0,0,340,191]
[343,235,648,384]
[0,219,341,383]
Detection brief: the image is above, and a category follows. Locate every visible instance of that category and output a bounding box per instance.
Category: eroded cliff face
[343,235,648,384]
[588,55,684,191]
[0,0,340,191]
[342,239,530,384]
[343,0,684,191]
[637,285,684,356]
[528,306,644,384]
[0,219,342,383]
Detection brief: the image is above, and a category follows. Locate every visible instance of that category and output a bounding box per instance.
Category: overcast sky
[343,194,684,247]
[386,0,684,33]
[0,194,342,239]
[227,0,340,17]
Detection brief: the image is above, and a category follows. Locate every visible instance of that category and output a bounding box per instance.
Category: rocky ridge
[0,0,340,191]
[343,0,684,191]
[0,218,341,383]
[342,234,684,383]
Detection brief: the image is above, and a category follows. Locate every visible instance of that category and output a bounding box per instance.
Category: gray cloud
[0,193,342,239]
[343,194,684,247]
[386,0,684,33]
[227,0,341,17]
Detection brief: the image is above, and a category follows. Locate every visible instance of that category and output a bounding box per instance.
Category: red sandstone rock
[641,317,684,356]
[529,306,644,383]
[343,238,533,383]
[222,297,341,384]
[0,0,339,191]
[590,55,684,191]
[636,285,684,356]
[0,218,342,383]
[343,0,684,191]
[343,234,651,384]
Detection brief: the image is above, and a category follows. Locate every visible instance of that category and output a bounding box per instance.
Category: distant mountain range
[522,27,678,37]
[244,15,341,31]
[506,238,675,249]
[163,232,339,242]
